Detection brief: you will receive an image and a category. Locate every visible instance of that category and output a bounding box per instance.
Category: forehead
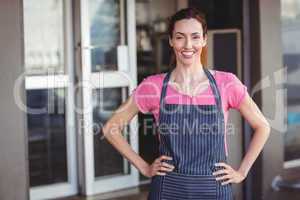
[173,18,203,34]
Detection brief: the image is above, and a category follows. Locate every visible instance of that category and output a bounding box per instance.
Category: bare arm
[237,93,271,177]
[101,95,174,178]
[214,93,271,185]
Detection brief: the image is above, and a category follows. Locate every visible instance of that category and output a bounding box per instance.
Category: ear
[169,36,173,47]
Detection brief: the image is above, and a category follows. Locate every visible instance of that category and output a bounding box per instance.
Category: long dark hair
[167,8,208,68]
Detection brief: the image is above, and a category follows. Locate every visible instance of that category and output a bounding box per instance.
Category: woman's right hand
[143,155,175,178]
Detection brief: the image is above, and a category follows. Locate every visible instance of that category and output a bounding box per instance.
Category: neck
[172,63,206,83]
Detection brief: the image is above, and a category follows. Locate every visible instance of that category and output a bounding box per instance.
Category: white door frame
[27,0,78,199]
[79,0,139,195]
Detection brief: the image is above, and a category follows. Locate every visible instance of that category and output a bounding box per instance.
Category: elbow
[102,124,113,139]
[101,120,121,140]
[102,121,112,139]
[254,120,271,139]
[262,121,271,138]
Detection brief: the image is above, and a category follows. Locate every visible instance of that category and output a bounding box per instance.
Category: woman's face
[169,18,207,67]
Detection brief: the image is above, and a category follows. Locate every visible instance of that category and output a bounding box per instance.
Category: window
[281,0,300,168]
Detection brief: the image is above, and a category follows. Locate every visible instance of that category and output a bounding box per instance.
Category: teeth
[182,51,194,56]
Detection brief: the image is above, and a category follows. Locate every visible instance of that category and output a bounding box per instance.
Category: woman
[102,8,270,200]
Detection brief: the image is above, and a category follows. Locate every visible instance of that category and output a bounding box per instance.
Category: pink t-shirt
[132,70,248,156]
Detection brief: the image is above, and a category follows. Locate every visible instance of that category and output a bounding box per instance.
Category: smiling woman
[102,7,271,200]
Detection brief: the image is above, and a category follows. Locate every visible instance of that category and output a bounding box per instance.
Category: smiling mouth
[181,50,195,59]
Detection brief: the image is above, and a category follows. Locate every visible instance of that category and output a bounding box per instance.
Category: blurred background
[0,0,300,199]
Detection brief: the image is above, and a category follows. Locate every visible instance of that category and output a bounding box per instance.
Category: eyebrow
[175,32,202,35]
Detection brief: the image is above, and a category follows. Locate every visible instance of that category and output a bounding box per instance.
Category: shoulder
[135,73,166,94]
[143,73,166,83]
[213,69,242,86]
[213,70,248,109]
[140,73,166,87]
[213,69,236,79]
[132,73,165,113]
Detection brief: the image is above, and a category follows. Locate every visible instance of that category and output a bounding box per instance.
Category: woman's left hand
[212,162,246,185]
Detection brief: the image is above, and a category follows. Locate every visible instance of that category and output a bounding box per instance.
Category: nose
[184,37,192,49]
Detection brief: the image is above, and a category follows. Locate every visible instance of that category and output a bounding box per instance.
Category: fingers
[161,161,175,169]
[159,166,174,172]
[152,155,175,176]
[157,159,175,172]
[156,171,167,176]
[222,179,233,185]
[215,174,232,181]
[212,169,229,176]
[213,163,235,185]
[158,155,173,162]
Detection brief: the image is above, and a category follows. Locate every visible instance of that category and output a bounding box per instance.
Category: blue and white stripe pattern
[147,68,233,200]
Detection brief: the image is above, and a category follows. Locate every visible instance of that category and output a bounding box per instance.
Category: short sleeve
[131,76,160,114]
[225,73,248,109]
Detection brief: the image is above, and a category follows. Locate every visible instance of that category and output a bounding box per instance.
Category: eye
[193,36,201,39]
[175,36,183,39]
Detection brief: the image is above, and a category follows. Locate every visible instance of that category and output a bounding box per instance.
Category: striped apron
[147,68,233,200]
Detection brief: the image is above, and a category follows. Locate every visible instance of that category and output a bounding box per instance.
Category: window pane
[89,0,125,72]
[27,89,68,186]
[281,0,300,162]
[23,0,64,75]
[92,87,131,178]
[91,47,118,72]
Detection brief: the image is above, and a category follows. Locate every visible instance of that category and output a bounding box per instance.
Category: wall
[0,0,29,199]
[258,0,285,199]
[244,0,285,199]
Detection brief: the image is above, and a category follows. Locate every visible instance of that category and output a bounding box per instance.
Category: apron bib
[147,68,233,200]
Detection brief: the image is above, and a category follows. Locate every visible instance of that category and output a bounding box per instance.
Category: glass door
[23,0,77,199]
[79,0,139,195]
[281,0,300,169]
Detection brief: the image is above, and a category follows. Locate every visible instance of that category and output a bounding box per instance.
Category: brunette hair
[167,8,208,68]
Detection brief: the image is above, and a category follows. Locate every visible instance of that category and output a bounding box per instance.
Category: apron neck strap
[159,71,171,108]
[203,68,223,115]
